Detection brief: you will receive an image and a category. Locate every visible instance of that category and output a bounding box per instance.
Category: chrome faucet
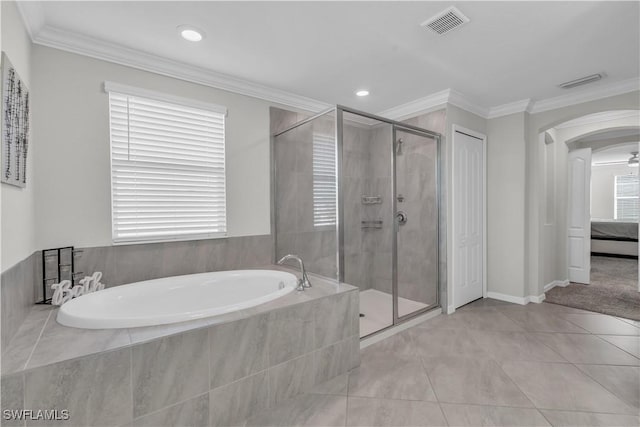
[277,254,312,291]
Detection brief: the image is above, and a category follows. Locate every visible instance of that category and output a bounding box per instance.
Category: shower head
[397,138,403,155]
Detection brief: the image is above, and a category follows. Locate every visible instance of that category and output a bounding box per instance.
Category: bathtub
[56,270,298,329]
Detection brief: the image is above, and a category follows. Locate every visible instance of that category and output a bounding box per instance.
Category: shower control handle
[396,211,408,226]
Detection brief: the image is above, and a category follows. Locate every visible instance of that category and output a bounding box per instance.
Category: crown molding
[487,98,533,119]
[30,25,332,113]
[16,4,640,122]
[377,89,451,120]
[447,89,490,119]
[555,110,640,129]
[529,77,640,114]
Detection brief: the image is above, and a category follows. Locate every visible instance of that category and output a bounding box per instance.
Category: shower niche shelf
[361,220,383,230]
[361,195,382,205]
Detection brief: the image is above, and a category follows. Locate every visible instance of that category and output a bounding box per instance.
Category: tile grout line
[22,309,53,371]
[410,329,442,404]
[133,392,209,422]
[129,346,134,424]
[592,334,640,361]
[571,363,639,413]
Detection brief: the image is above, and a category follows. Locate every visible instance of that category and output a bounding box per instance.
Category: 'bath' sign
[51,272,106,306]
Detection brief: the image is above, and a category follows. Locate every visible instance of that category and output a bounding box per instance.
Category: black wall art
[1,52,30,188]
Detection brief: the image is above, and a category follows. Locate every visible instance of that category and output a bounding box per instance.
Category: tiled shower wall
[272,108,338,279]
[273,106,446,306]
[1,235,272,350]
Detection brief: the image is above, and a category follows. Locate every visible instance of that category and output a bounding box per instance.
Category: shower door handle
[396,211,408,226]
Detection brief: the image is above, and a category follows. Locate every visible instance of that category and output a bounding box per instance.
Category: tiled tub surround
[1,271,359,427]
[1,253,38,352]
[1,235,272,351]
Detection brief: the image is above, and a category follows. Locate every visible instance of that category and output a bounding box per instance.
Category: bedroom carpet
[545,256,640,321]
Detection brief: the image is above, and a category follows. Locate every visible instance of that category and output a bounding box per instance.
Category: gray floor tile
[598,335,640,358]
[457,298,518,311]
[361,331,418,358]
[499,308,589,333]
[422,356,533,407]
[348,352,436,401]
[346,397,447,427]
[561,314,640,336]
[440,403,550,426]
[473,330,568,363]
[501,361,636,414]
[308,374,348,396]
[617,317,640,328]
[414,312,468,330]
[532,333,640,366]
[540,409,640,427]
[575,364,640,410]
[496,302,588,315]
[451,310,526,332]
[409,327,493,359]
[245,393,347,427]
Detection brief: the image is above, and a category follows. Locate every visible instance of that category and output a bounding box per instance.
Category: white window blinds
[614,175,639,221]
[312,133,337,227]
[107,83,227,243]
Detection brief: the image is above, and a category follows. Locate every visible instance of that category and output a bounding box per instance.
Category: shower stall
[272,106,443,338]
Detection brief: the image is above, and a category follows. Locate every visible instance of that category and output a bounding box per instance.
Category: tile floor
[244,299,640,426]
[359,289,429,337]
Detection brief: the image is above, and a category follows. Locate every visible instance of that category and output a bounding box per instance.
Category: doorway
[452,127,486,309]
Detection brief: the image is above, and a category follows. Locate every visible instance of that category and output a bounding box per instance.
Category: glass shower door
[341,110,394,337]
[393,127,439,319]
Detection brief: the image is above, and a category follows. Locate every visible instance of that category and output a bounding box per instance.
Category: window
[614,174,639,221]
[106,82,227,243]
[312,133,337,227]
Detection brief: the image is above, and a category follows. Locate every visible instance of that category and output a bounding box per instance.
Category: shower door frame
[336,105,443,334]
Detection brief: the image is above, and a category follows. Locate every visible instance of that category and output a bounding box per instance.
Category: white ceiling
[592,141,639,165]
[20,1,640,113]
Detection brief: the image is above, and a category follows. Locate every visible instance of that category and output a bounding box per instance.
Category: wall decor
[1,52,30,188]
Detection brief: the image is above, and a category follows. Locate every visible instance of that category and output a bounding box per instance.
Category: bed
[591,220,639,258]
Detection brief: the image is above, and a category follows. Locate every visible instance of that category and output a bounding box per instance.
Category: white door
[568,148,591,284]
[453,129,485,308]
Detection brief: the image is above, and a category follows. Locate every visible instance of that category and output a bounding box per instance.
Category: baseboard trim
[543,279,570,292]
[529,294,546,304]
[486,291,546,305]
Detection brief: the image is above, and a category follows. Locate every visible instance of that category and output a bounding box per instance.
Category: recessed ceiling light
[356,90,369,97]
[178,25,204,42]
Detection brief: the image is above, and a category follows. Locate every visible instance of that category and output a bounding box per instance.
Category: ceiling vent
[559,73,603,89]
[421,6,469,35]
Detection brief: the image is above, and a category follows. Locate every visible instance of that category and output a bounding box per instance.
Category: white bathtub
[56,270,298,329]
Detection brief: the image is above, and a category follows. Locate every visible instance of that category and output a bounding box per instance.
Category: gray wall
[591,163,637,220]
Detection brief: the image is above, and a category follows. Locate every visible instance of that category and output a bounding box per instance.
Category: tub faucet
[277,254,312,291]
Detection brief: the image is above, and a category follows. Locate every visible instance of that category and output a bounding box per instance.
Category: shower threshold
[358,289,429,337]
